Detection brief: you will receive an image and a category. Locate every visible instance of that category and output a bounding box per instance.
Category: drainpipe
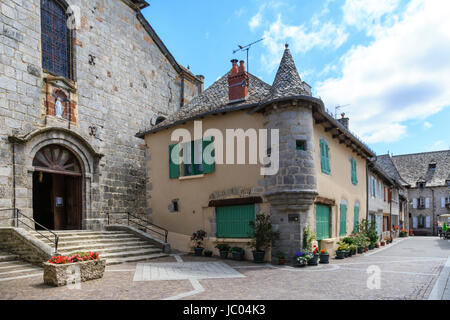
[12,141,16,226]
[431,187,435,236]
[389,187,392,239]
[366,161,369,220]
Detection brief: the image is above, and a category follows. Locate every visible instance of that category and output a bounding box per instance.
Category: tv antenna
[334,104,350,119]
[233,38,264,74]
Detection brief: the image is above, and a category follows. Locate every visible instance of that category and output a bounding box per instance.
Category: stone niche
[43,74,78,126]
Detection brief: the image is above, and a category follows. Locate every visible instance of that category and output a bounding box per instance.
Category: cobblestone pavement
[0,237,448,300]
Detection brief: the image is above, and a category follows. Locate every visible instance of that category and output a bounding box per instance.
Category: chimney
[228,59,249,102]
[337,113,349,130]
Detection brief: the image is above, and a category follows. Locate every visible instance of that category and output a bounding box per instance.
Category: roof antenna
[233,38,264,74]
[334,104,350,119]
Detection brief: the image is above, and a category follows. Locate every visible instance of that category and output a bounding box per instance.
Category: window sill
[178,174,205,181]
[210,237,253,242]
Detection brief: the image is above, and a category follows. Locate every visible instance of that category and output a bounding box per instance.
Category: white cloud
[428,140,447,151]
[317,0,450,144]
[342,0,401,35]
[249,12,263,30]
[234,8,246,18]
[423,121,432,129]
[260,14,348,72]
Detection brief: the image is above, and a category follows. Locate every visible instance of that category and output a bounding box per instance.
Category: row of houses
[1,0,449,262]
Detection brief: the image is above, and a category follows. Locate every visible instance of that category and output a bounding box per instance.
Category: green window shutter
[339,204,347,236]
[316,204,330,240]
[351,158,358,185]
[202,136,215,174]
[353,206,360,233]
[320,140,330,174]
[169,144,180,179]
[216,204,255,238]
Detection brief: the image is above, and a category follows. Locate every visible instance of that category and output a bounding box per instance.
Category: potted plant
[349,244,357,255]
[336,242,347,259]
[44,251,105,287]
[319,248,329,264]
[191,229,207,256]
[204,250,213,257]
[248,214,280,264]
[231,247,245,260]
[277,252,287,265]
[215,242,230,259]
[380,240,386,246]
[294,251,311,267]
[368,242,376,250]
[399,229,407,237]
[308,245,320,265]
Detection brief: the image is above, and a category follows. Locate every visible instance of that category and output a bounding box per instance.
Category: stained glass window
[41,0,72,79]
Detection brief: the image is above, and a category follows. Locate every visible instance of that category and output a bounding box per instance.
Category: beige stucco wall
[144,110,270,259]
[311,124,368,254]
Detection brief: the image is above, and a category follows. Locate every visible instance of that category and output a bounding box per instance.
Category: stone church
[0,0,203,230]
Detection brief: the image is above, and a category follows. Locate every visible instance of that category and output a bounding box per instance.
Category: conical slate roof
[269,44,310,99]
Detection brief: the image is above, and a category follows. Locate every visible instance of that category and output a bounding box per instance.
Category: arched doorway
[32,144,82,230]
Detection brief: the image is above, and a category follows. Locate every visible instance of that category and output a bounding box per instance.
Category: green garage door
[316,204,330,240]
[216,204,255,238]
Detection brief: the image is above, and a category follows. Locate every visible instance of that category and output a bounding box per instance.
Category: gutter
[136,102,259,138]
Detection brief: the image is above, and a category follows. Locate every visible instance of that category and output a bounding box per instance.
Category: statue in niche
[55,97,64,118]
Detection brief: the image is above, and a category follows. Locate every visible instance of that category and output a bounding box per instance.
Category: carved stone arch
[9,127,103,230]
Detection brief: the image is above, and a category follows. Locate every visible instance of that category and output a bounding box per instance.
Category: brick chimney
[228,59,249,102]
[337,113,349,130]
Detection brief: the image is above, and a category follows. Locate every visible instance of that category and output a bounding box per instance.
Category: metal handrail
[0,208,59,254]
[106,211,168,243]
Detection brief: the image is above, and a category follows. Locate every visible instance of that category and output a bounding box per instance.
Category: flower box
[43,259,106,287]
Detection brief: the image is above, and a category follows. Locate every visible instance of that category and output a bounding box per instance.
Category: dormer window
[418,182,425,189]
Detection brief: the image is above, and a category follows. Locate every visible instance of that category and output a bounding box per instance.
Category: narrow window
[296,140,306,151]
[320,139,330,174]
[41,0,73,79]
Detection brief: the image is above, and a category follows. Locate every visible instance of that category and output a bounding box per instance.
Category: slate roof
[137,45,315,137]
[389,150,450,187]
[268,45,311,99]
[139,72,272,135]
[375,154,409,186]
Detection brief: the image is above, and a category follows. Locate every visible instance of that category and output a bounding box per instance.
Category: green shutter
[316,204,330,240]
[202,136,215,174]
[353,206,360,233]
[339,204,347,236]
[351,158,358,185]
[169,144,180,179]
[320,139,330,174]
[216,204,255,238]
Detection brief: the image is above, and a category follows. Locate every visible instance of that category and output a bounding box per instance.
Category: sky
[142,0,450,156]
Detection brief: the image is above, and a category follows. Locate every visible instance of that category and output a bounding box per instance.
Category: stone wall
[262,103,318,261]
[0,0,201,229]
[0,227,53,265]
[408,186,449,235]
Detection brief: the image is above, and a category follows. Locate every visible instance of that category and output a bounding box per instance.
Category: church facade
[0,0,202,230]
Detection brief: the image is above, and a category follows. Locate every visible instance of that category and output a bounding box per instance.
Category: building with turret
[138,45,376,260]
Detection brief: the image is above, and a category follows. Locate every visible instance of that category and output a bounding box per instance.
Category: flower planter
[219,251,229,259]
[350,248,356,255]
[380,242,385,246]
[204,251,213,257]
[308,254,319,266]
[347,250,353,257]
[336,250,346,259]
[278,258,287,265]
[319,253,329,264]
[368,244,375,250]
[357,246,364,253]
[364,246,368,253]
[252,251,265,263]
[231,251,245,261]
[194,247,204,256]
[294,260,307,267]
[344,250,350,258]
[43,259,106,287]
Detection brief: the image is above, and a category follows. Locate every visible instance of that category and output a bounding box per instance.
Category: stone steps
[0,252,42,282]
[27,230,169,265]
